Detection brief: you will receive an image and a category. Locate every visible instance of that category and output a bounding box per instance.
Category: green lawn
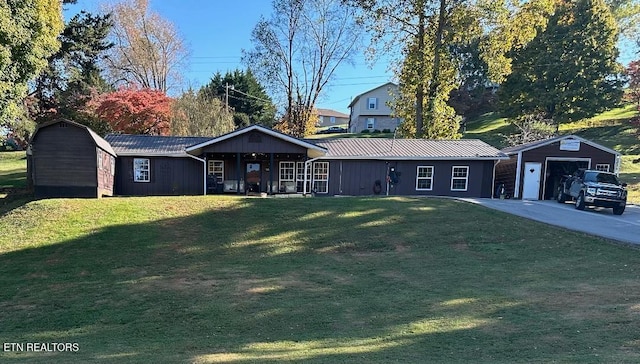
[1,196,640,363]
[0,151,27,189]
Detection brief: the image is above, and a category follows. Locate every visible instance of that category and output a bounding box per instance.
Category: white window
[367,118,375,129]
[134,158,150,182]
[97,152,103,170]
[296,162,311,193]
[595,163,610,172]
[279,161,295,183]
[451,166,469,191]
[207,160,224,183]
[330,116,336,124]
[367,97,377,109]
[312,161,329,194]
[416,166,434,191]
[110,156,115,176]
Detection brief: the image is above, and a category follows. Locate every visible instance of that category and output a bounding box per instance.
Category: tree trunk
[415,0,425,138]
[424,0,447,138]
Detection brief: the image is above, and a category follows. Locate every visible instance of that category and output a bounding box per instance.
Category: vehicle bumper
[584,196,626,208]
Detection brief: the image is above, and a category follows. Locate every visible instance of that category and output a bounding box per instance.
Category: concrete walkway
[461,198,640,245]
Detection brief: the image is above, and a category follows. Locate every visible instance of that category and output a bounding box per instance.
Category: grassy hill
[2,196,640,362]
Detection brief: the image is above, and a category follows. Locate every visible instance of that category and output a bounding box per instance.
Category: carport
[495,135,620,200]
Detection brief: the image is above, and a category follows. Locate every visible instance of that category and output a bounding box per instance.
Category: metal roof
[105,134,211,157]
[313,138,508,160]
[501,134,620,156]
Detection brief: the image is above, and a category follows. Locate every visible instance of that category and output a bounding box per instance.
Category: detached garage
[495,135,620,200]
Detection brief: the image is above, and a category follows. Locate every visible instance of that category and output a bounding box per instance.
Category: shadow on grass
[1,197,640,363]
[571,124,639,154]
[0,188,33,216]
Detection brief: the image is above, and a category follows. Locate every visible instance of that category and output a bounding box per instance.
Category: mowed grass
[1,196,640,363]
[0,151,27,189]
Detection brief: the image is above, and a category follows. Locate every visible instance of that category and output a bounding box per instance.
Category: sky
[65,0,394,115]
[66,0,638,115]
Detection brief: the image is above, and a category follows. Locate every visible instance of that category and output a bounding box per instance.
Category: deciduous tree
[171,89,235,137]
[244,0,360,137]
[0,0,64,128]
[104,0,188,93]
[92,87,172,135]
[499,0,625,130]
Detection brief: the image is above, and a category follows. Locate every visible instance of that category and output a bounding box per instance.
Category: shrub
[373,129,382,133]
[361,129,370,133]
[382,128,392,133]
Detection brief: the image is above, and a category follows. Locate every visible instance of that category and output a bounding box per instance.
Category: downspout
[491,159,500,199]
[303,157,323,196]
[514,151,522,199]
[187,154,206,196]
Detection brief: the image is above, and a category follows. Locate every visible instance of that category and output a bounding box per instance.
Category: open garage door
[543,159,590,200]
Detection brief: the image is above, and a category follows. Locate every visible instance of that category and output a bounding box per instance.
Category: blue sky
[66,0,393,114]
[66,0,637,115]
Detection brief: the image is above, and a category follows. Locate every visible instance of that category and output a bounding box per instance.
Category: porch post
[236,152,241,195]
[269,153,274,195]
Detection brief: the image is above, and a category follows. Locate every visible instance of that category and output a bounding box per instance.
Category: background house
[316,108,349,128]
[348,82,400,133]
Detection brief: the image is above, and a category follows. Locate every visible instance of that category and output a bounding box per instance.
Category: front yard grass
[1,196,640,363]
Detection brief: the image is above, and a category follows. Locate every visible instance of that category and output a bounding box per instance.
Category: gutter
[514,151,522,199]
[187,154,206,196]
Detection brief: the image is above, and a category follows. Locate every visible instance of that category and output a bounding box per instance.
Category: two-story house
[348,82,400,133]
[316,108,349,127]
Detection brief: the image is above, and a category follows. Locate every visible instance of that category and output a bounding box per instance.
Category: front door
[246,162,261,193]
[522,162,542,200]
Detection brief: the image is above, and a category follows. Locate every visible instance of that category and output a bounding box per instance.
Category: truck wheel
[557,189,566,203]
[575,192,585,210]
[613,206,625,215]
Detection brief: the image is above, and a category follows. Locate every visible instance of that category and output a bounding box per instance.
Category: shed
[496,135,620,200]
[28,119,117,198]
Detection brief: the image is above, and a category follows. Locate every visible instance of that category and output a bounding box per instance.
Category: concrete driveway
[462,198,640,245]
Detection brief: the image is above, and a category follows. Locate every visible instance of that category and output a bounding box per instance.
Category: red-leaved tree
[92,87,172,135]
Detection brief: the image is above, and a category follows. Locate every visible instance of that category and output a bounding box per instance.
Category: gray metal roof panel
[105,134,212,156]
[314,138,507,159]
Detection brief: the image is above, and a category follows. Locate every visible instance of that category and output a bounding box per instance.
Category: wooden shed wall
[325,159,496,197]
[114,156,203,196]
[31,123,98,198]
[200,131,309,154]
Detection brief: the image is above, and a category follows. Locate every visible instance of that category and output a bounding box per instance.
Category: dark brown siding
[517,140,617,199]
[115,156,204,196]
[31,123,98,198]
[325,159,496,197]
[97,148,115,196]
[200,131,308,154]
[495,157,517,198]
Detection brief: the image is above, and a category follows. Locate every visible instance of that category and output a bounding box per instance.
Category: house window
[97,152,103,170]
[134,158,150,182]
[110,156,115,176]
[367,118,375,129]
[451,166,469,191]
[279,161,295,182]
[296,162,311,193]
[367,97,377,109]
[416,166,434,191]
[207,160,224,183]
[330,116,336,124]
[595,163,610,172]
[312,161,329,193]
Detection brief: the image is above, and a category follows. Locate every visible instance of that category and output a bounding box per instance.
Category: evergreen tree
[201,69,276,128]
[499,0,625,129]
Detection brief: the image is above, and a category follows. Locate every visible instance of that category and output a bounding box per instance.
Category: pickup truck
[557,169,627,215]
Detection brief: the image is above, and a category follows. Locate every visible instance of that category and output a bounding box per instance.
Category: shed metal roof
[105,134,211,157]
[316,108,349,118]
[31,119,117,156]
[313,138,508,160]
[501,134,620,156]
